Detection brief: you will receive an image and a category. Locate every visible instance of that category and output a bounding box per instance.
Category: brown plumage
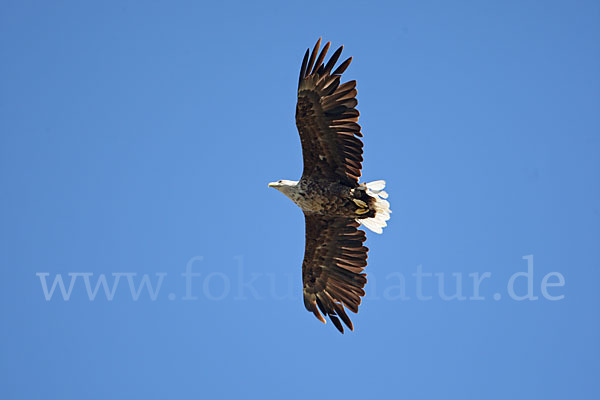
[296,38,364,185]
[302,215,368,333]
[268,38,391,333]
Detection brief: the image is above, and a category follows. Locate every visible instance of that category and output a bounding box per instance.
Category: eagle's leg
[353,199,369,215]
[353,199,368,208]
[350,188,377,217]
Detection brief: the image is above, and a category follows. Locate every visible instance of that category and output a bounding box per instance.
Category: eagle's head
[268,180,299,198]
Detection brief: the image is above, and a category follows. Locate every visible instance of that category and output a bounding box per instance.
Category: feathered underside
[302,214,368,333]
[296,38,364,186]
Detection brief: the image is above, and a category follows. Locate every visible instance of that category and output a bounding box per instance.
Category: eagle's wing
[302,213,368,333]
[296,38,364,185]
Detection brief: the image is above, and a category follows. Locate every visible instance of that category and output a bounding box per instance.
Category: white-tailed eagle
[268,38,391,333]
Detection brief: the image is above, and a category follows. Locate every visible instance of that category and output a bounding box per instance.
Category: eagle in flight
[268,38,391,333]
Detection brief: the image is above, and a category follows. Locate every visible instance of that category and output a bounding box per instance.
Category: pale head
[268,179,299,198]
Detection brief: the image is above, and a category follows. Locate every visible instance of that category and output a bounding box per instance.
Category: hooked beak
[268,182,278,188]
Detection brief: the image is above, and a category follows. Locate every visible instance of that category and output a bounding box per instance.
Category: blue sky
[1,0,599,399]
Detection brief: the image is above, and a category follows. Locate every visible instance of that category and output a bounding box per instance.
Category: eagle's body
[269,39,391,333]
[272,178,386,221]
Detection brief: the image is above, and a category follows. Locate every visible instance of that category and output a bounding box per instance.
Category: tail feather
[357,180,391,234]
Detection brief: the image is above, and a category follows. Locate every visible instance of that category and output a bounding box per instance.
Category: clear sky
[1,1,599,399]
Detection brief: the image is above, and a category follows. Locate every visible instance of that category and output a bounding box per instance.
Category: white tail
[357,180,391,234]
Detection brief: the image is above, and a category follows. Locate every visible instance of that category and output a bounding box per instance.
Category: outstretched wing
[296,38,364,186]
[302,213,368,333]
